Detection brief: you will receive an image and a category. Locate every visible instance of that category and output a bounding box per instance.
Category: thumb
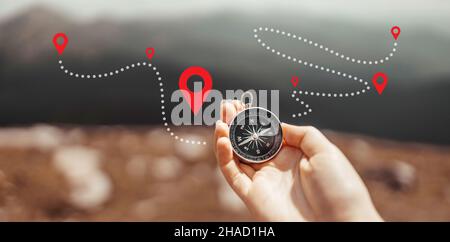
[282,123,381,221]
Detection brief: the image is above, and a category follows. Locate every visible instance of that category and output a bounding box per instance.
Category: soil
[0,125,449,221]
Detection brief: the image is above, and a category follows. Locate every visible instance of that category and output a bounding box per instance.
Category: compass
[229,107,283,164]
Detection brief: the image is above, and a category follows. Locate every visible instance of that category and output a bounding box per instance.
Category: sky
[0,0,449,28]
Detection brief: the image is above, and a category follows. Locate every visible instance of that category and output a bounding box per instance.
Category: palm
[241,146,314,221]
[215,101,314,221]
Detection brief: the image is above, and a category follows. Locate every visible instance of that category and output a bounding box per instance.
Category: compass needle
[238,136,253,146]
[258,128,272,136]
[229,107,283,164]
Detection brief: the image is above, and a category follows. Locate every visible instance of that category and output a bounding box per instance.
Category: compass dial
[229,107,283,163]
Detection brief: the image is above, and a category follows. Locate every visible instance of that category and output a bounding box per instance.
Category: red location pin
[372,72,388,95]
[290,76,299,87]
[52,33,68,55]
[391,26,401,40]
[178,66,213,114]
[146,47,155,60]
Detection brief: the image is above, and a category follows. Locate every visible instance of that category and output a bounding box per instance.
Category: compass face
[229,107,283,163]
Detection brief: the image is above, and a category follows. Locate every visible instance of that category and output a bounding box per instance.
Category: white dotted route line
[254,27,398,65]
[290,90,312,118]
[253,27,372,97]
[58,59,207,146]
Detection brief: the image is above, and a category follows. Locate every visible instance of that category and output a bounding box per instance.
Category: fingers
[220,100,244,125]
[287,125,382,221]
[214,120,228,154]
[281,123,335,158]
[216,136,252,197]
[244,144,303,173]
[299,157,313,174]
[270,145,303,170]
[221,101,237,125]
[232,100,245,113]
[298,153,380,221]
[215,119,255,178]
[240,163,256,179]
[215,120,252,198]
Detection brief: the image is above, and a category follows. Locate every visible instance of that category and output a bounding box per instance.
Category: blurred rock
[174,135,208,162]
[53,146,101,179]
[0,171,14,191]
[65,128,86,144]
[349,138,372,164]
[126,156,149,180]
[70,173,111,210]
[150,156,182,181]
[118,132,141,153]
[146,129,173,155]
[215,168,246,212]
[190,163,214,182]
[0,170,6,186]
[391,161,417,190]
[53,146,112,210]
[0,125,449,221]
[0,125,64,150]
[0,170,10,197]
[366,160,417,191]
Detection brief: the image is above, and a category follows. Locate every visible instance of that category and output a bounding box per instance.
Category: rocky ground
[0,125,449,221]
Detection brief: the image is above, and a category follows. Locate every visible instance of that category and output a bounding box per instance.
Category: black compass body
[229,107,283,163]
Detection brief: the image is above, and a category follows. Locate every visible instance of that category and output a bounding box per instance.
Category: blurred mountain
[0,6,68,62]
[0,6,449,144]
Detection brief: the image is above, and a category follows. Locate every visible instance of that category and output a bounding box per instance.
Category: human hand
[214,101,382,221]
[215,100,314,221]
